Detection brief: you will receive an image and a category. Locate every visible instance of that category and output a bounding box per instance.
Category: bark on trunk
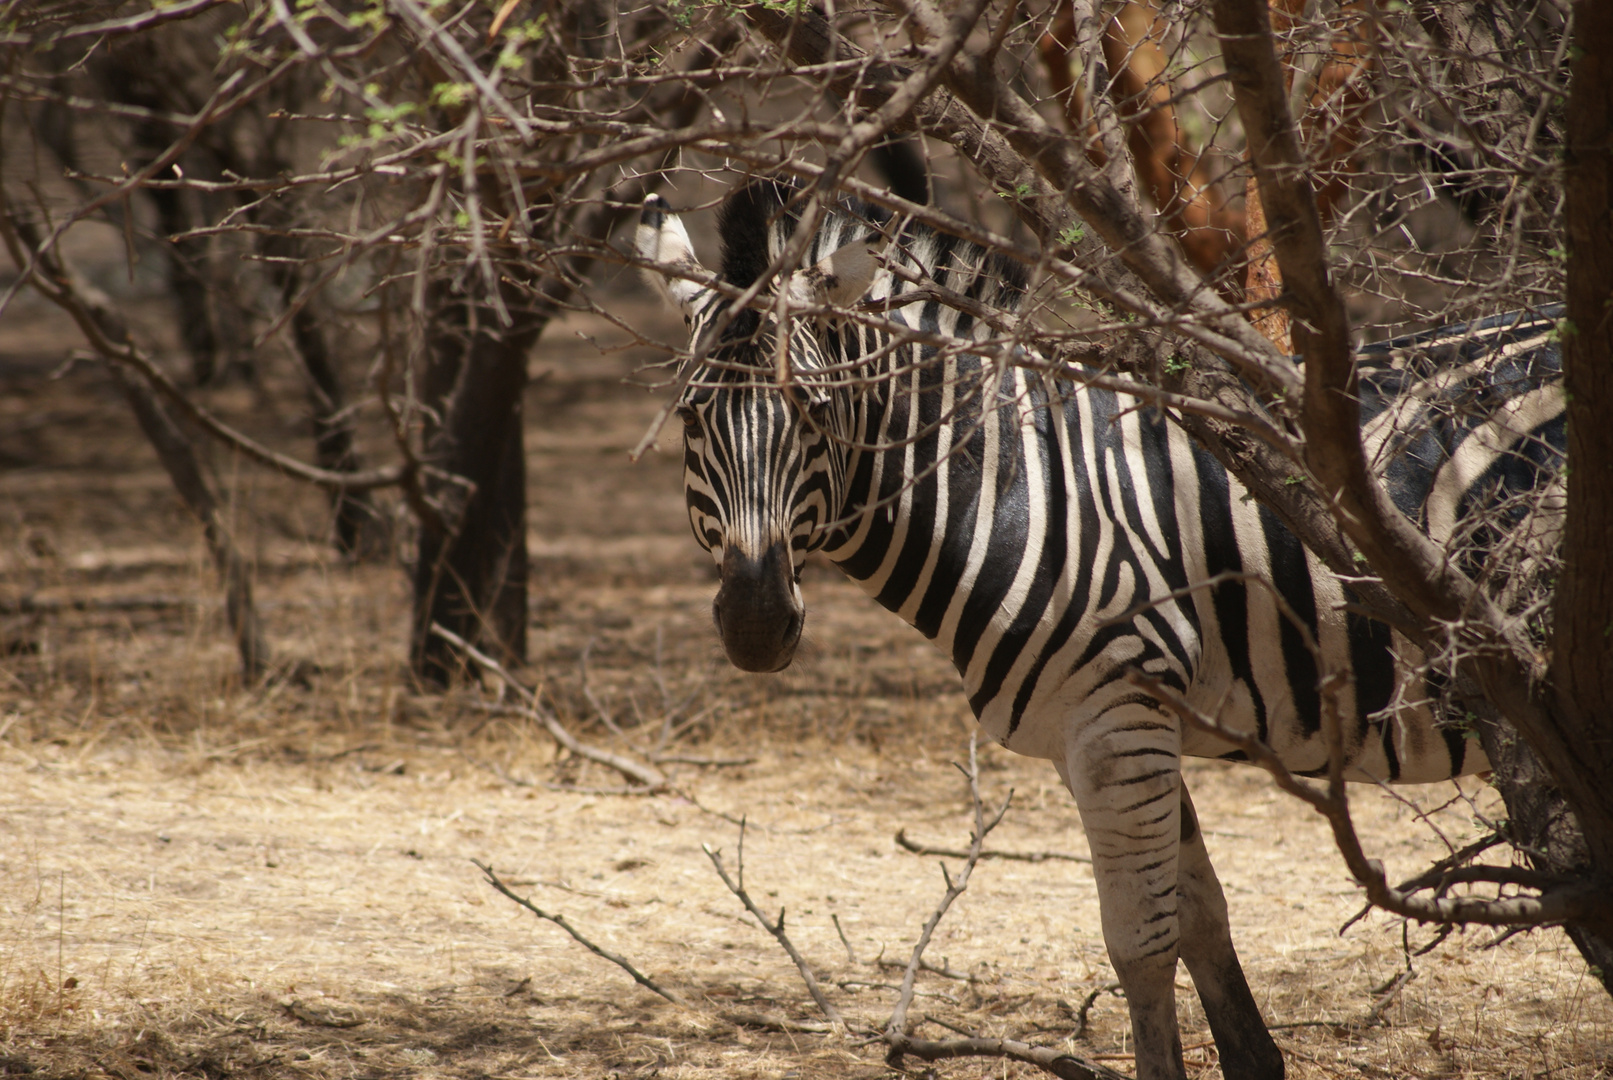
[1472,702,1613,996]
[5,209,271,681]
[408,282,543,685]
[293,299,389,560]
[1546,0,1613,995]
[112,365,270,682]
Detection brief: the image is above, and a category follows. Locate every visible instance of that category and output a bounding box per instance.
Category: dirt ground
[2,266,1610,1080]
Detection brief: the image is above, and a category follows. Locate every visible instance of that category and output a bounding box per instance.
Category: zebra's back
[826,288,1564,786]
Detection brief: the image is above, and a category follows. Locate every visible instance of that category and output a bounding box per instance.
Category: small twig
[918,1012,978,1037]
[886,736,1012,1042]
[703,819,845,1029]
[321,743,384,762]
[648,753,754,768]
[839,981,960,1005]
[475,860,681,1005]
[1063,982,1123,1042]
[874,952,977,983]
[541,782,666,797]
[1412,925,1457,958]
[720,1011,835,1034]
[832,914,860,966]
[895,828,1090,864]
[1360,968,1417,1028]
[579,639,625,737]
[431,624,668,790]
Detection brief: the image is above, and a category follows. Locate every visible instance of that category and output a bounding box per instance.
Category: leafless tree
[1,0,1607,998]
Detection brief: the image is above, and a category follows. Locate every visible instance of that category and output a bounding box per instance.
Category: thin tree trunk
[409,281,542,685]
[111,365,271,682]
[139,144,225,384]
[1547,0,1613,996]
[256,198,389,560]
[89,37,250,384]
[293,299,389,559]
[2,211,269,681]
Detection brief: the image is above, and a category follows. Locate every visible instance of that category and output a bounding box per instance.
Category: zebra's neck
[820,344,1104,747]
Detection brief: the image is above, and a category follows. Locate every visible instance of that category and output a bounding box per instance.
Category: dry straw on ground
[3,295,1610,1080]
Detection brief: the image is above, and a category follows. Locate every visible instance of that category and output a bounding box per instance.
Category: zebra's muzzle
[713,541,803,673]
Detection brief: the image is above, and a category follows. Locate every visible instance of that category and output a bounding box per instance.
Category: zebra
[634,177,1565,1080]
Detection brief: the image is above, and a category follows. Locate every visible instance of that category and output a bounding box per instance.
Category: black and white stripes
[637,178,1565,1080]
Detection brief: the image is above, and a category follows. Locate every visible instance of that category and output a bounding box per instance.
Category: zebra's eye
[803,398,833,432]
[787,385,830,429]
[677,405,701,435]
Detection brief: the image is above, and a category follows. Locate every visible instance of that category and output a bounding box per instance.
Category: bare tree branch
[1125,667,1613,932]
[429,624,669,791]
[0,197,270,680]
[476,860,683,1004]
[703,820,845,1029]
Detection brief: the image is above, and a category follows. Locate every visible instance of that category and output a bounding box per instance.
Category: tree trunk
[1469,696,1613,996]
[292,299,390,560]
[1544,0,1613,995]
[112,365,270,682]
[6,210,271,682]
[255,196,390,561]
[408,281,543,685]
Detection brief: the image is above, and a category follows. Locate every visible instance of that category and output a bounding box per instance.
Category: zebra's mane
[714,177,1027,327]
[716,177,887,289]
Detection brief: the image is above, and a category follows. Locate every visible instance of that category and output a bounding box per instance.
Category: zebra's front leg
[1060,700,1189,1080]
[1177,784,1286,1079]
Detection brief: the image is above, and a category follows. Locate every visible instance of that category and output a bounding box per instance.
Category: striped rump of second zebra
[634,177,1566,1080]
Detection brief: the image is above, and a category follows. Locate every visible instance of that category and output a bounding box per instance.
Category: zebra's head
[636,180,882,672]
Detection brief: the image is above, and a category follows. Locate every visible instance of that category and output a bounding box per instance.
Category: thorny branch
[699,735,1131,1078]
[884,735,1010,1043]
[894,827,1091,864]
[879,738,1128,1080]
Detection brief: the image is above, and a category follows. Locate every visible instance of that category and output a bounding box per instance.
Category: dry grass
[2,289,1610,1080]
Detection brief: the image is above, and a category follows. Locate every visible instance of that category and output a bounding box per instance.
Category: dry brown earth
[2,276,1609,1080]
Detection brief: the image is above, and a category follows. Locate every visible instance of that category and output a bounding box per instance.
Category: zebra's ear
[636,194,711,313]
[787,239,881,311]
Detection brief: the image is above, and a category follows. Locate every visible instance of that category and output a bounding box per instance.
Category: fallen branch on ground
[703,819,846,1029]
[875,740,1129,1080]
[479,859,835,1034]
[1062,982,1123,1042]
[475,860,682,1004]
[873,952,977,983]
[895,827,1090,864]
[429,623,668,791]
